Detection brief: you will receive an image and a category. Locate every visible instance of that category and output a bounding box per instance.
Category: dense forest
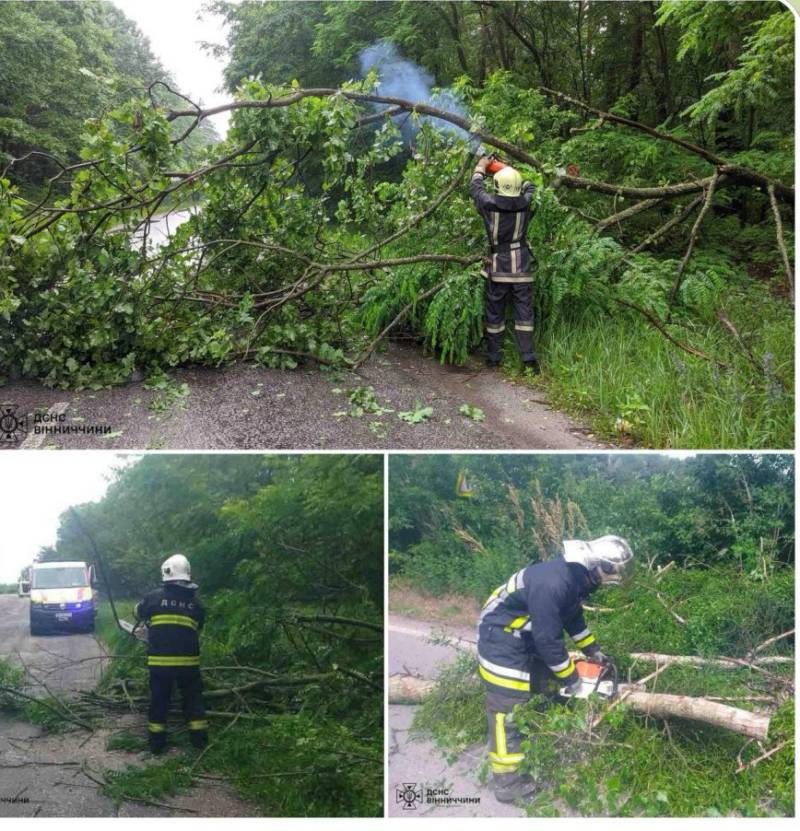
[0,1,216,194]
[0,1,794,447]
[16,454,384,817]
[389,453,794,816]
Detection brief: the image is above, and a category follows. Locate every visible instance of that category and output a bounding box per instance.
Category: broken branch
[669,169,722,305]
[767,184,794,304]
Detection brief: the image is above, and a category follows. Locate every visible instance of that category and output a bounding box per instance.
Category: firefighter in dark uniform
[477,536,633,802]
[135,553,208,754]
[471,156,540,373]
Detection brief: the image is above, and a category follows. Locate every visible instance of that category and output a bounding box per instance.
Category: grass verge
[502,291,793,448]
[389,577,480,627]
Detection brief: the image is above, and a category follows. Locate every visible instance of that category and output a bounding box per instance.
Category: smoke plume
[358,41,475,147]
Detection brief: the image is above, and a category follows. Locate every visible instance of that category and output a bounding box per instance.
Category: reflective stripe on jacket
[135,583,205,666]
[470,173,535,281]
[478,556,599,686]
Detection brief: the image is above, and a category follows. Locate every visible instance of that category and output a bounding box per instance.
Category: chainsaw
[559,658,618,700]
[485,153,507,175]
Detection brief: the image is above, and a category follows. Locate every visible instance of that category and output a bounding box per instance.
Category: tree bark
[629,652,793,668]
[620,689,770,741]
[388,674,771,740]
[389,674,436,703]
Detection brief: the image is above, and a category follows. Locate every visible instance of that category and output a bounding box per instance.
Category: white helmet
[493,166,523,197]
[562,535,633,586]
[161,553,192,583]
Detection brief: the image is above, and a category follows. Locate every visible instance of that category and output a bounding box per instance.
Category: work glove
[564,676,583,697]
[474,155,490,175]
[586,650,610,665]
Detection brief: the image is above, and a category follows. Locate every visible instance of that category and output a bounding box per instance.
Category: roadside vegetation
[0,1,793,448]
[1,454,383,817]
[390,453,794,816]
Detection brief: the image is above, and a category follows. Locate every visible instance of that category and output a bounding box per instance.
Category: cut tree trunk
[629,652,792,668]
[619,689,770,741]
[388,674,771,740]
[389,674,436,704]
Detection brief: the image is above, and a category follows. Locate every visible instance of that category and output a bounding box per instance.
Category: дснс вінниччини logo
[395,783,423,810]
[0,404,28,444]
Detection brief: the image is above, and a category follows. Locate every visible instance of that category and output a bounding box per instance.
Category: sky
[112,0,234,136]
[0,454,139,582]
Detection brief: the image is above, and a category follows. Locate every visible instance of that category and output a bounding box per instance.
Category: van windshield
[32,567,88,589]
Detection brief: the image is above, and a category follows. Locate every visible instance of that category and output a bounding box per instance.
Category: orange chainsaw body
[559,659,616,699]
[486,158,507,174]
[575,660,604,681]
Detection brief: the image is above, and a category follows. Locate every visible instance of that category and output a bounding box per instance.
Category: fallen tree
[1,76,793,400]
[629,652,793,669]
[619,689,770,741]
[388,673,771,740]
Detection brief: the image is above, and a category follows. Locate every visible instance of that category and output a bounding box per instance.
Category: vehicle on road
[29,561,97,635]
[18,567,31,597]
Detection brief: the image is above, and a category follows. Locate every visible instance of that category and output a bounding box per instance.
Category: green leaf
[459,404,485,422]
[398,403,433,424]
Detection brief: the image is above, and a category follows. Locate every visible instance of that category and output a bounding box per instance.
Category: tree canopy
[46,453,383,607]
[389,452,794,596]
[0,0,216,193]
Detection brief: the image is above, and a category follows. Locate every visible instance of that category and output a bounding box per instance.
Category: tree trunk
[620,689,770,741]
[576,1,588,101]
[629,652,793,668]
[648,1,673,121]
[627,5,644,107]
[389,674,436,703]
[388,674,771,740]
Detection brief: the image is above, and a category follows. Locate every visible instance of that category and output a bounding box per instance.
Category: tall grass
[529,301,793,448]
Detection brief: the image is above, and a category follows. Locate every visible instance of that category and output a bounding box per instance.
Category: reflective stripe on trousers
[147,655,200,666]
[484,280,535,363]
[486,690,525,775]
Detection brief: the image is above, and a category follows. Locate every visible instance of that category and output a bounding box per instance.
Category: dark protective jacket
[470,173,535,282]
[479,556,599,687]
[135,582,205,668]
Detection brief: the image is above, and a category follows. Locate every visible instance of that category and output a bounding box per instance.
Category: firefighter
[135,554,208,754]
[471,156,540,373]
[477,536,633,803]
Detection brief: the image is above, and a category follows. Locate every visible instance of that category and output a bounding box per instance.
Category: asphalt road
[388,615,525,818]
[1,343,605,450]
[0,595,254,818]
[0,595,107,693]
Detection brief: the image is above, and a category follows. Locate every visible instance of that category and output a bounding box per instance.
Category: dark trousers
[484,279,535,362]
[484,655,553,776]
[148,666,208,749]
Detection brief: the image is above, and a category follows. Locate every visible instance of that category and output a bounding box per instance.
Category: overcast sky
[0,454,139,582]
[112,0,234,136]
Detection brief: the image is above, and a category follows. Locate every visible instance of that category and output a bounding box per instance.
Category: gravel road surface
[1,343,605,450]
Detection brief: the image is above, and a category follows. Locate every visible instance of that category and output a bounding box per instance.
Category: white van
[29,561,97,635]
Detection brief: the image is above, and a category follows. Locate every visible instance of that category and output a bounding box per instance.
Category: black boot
[190,731,209,749]
[149,737,167,756]
[493,772,537,803]
[486,357,501,369]
[523,358,541,375]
